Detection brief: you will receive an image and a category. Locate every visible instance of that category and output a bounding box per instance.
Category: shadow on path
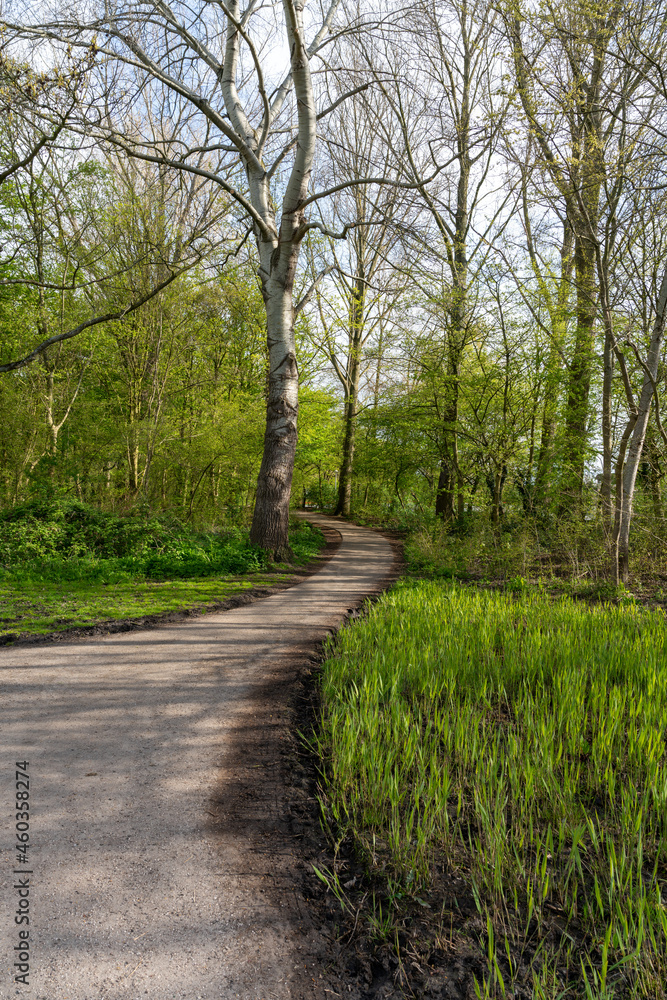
[0,514,397,1000]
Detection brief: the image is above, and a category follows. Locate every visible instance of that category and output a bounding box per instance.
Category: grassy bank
[317,578,667,997]
[0,498,324,640]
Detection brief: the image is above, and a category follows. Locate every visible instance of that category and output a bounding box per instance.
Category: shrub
[0,498,322,582]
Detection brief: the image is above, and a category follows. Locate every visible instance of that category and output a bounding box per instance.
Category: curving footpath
[0,515,395,1000]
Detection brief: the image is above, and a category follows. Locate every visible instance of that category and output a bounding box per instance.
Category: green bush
[0,496,181,561]
[0,497,324,583]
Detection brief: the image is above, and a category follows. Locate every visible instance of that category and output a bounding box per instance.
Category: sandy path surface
[0,515,395,1000]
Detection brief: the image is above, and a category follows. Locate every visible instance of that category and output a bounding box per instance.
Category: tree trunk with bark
[561,235,599,508]
[615,267,667,582]
[601,328,613,521]
[435,396,459,520]
[533,220,574,507]
[250,262,300,555]
[435,108,469,521]
[510,3,613,511]
[335,274,365,517]
[336,386,357,517]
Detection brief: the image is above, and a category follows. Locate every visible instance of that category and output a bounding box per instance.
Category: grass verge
[0,574,291,640]
[316,578,667,998]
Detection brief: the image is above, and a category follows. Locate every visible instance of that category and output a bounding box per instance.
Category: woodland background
[2,0,667,584]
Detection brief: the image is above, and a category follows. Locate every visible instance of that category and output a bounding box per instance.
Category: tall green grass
[318,579,667,996]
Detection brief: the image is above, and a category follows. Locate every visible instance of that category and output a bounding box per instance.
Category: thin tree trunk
[601,329,613,522]
[45,370,58,471]
[435,292,467,521]
[562,235,597,507]
[435,92,469,521]
[435,401,457,521]
[535,223,573,504]
[336,385,357,516]
[611,414,636,582]
[335,274,365,517]
[616,267,667,582]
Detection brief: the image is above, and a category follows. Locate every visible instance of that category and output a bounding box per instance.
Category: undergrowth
[0,497,323,583]
[403,512,667,594]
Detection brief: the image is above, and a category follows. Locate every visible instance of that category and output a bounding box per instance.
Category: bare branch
[294,265,334,317]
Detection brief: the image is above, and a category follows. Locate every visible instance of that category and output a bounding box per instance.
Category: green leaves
[0,497,323,581]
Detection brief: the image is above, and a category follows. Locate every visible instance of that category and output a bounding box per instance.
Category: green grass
[0,574,289,637]
[317,579,667,997]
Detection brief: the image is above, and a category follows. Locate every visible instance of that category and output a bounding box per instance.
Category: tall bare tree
[375,0,511,520]
[507,0,640,510]
[3,0,414,553]
[311,63,409,516]
[508,0,667,576]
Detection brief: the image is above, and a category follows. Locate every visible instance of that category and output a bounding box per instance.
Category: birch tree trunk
[250,246,301,554]
[248,0,318,556]
[616,267,667,583]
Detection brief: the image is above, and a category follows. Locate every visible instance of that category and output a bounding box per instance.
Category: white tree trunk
[250,258,300,555]
[616,266,667,582]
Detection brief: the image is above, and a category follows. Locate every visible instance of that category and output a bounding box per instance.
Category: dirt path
[0,515,395,1000]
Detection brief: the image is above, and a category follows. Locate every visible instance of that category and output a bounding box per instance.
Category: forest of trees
[2,0,667,583]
